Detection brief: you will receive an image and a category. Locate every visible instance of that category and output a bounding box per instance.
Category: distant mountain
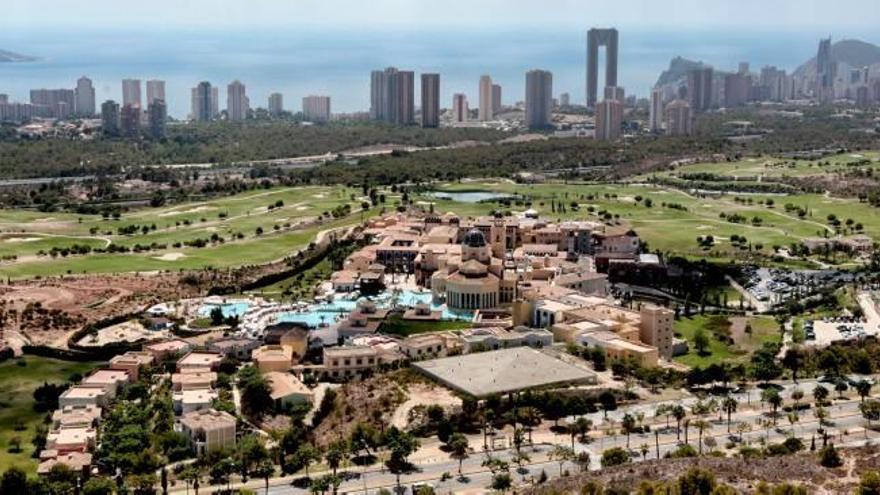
[654,56,729,88]
[0,49,36,62]
[793,39,880,78]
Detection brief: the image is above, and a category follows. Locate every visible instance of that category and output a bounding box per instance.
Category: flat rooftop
[413,347,595,398]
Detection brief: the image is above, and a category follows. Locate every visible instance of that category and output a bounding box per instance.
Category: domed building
[432,229,509,311]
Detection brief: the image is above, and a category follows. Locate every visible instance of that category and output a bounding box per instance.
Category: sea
[0,27,875,119]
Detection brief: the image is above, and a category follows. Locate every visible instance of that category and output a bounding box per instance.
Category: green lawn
[0,356,100,473]
[672,315,780,368]
[378,317,473,337]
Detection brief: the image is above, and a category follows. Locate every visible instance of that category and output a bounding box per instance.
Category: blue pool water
[199,301,251,319]
[273,289,473,328]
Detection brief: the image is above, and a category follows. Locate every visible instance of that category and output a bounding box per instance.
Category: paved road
[174,376,878,495]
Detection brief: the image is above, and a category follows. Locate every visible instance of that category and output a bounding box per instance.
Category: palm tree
[763,389,783,424]
[550,445,575,476]
[573,417,592,445]
[683,418,691,446]
[691,420,711,455]
[518,406,541,445]
[672,405,686,441]
[621,413,636,449]
[722,396,738,433]
[448,433,470,477]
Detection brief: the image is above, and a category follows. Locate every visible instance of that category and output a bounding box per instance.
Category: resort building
[252,345,294,373]
[265,371,314,409]
[177,351,223,372]
[58,386,109,409]
[178,409,236,455]
[108,351,155,381]
[144,339,192,361]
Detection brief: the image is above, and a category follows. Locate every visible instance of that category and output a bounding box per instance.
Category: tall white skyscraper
[302,95,331,122]
[146,80,166,105]
[479,75,494,121]
[452,94,468,123]
[525,69,553,130]
[74,76,95,116]
[595,98,623,140]
[122,79,142,108]
[227,80,248,122]
[649,88,663,133]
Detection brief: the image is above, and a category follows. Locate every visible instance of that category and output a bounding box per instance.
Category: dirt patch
[4,236,43,243]
[158,205,215,217]
[391,382,461,429]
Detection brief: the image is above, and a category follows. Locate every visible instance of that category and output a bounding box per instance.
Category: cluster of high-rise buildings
[100,78,168,139]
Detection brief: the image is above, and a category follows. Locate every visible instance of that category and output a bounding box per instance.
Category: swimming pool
[198,301,251,319]
[272,289,473,328]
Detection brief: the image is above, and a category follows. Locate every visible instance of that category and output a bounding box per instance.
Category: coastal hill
[0,49,36,62]
[793,38,880,78]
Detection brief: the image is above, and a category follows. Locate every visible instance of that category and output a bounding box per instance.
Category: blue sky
[3,0,879,31]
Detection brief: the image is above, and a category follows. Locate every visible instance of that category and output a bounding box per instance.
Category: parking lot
[803,291,880,347]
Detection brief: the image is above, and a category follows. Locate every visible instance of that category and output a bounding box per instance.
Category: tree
[575,451,591,472]
[818,443,842,468]
[1,467,27,494]
[600,447,630,468]
[252,459,275,495]
[861,400,880,437]
[83,477,116,495]
[722,396,738,433]
[791,388,804,409]
[857,380,873,403]
[325,440,347,476]
[621,413,636,449]
[677,467,717,495]
[551,445,575,476]
[572,417,592,446]
[384,427,420,491]
[238,365,274,419]
[691,420,711,455]
[693,327,710,355]
[672,404,687,441]
[763,388,783,423]
[491,473,512,493]
[814,385,829,405]
[599,391,617,418]
[448,433,470,476]
[835,379,849,399]
[293,444,321,477]
[782,348,805,383]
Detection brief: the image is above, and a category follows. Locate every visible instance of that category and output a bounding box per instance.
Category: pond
[425,191,513,203]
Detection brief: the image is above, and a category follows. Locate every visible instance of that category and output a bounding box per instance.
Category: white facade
[479,75,494,121]
[227,80,249,122]
[122,79,142,108]
[302,95,331,122]
[146,80,166,105]
[649,88,663,133]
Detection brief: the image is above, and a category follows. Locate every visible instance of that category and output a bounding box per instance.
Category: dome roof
[463,228,487,248]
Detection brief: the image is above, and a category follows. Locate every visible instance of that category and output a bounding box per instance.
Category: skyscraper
[665,99,693,136]
[227,80,249,122]
[738,62,750,75]
[603,86,624,102]
[146,80,166,105]
[302,95,331,122]
[816,37,835,103]
[101,100,120,136]
[649,88,663,133]
[479,75,494,121]
[595,99,622,141]
[724,73,750,107]
[452,94,468,123]
[148,99,167,139]
[268,93,284,116]
[192,82,213,122]
[370,67,415,125]
[687,67,713,112]
[492,84,502,114]
[122,79,142,108]
[420,73,440,128]
[74,76,95,116]
[120,104,140,138]
[396,71,415,125]
[525,69,553,130]
[586,28,618,108]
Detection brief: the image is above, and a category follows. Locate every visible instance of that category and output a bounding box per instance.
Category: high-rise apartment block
[191,82,214,122]
[30,89,75,119]
[101,100,120,136]
[687,67,713,112]
[665,99,693,136]
[122,79,142,108]
[724,73,750,107]
[420,73,440,128]
[649,88,663,133]
[370,67,415,125]
[146,80,166,105]
[479,75,494,121]
[268,93,284,116]
[74,77,95,116]
[120,104,141,138]
[595,98,622,140]
[226,80,249,122]
[525,69,553,130]
[817,38,835,103]
[452,94,469,123]
[492,84,502,114]
[586,28,618,108]
[559,92,570,107]
[148,100,167,139]
[302,95,331,122]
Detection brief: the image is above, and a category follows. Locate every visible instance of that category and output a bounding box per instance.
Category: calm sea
[0,27,874,118]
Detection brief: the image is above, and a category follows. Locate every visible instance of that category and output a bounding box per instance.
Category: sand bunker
[158,205,215,217]
[5,236,42,243]
[153,252,186,261]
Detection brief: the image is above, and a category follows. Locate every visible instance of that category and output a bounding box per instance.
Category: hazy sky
[3,0,879,31]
